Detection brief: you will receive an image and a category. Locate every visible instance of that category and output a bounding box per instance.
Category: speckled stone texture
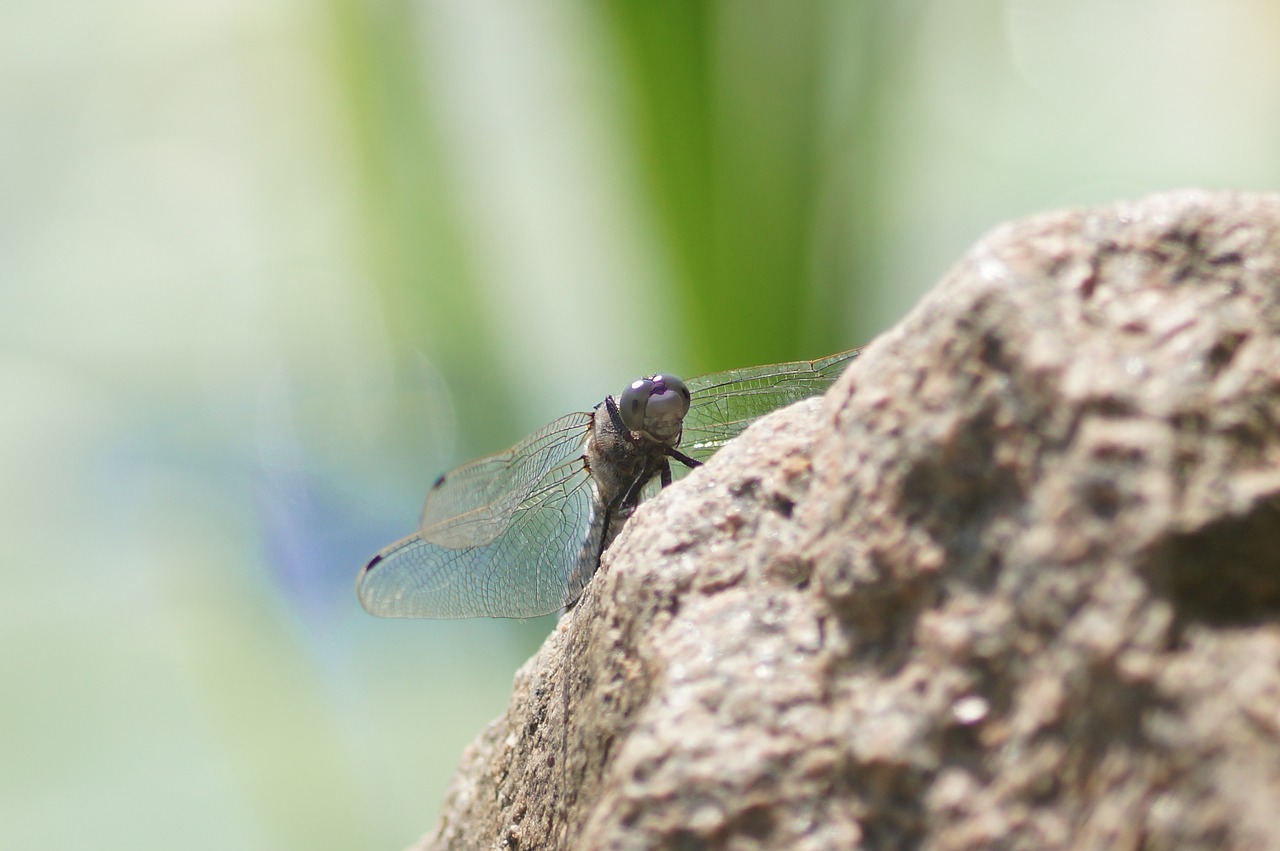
[419,190,1280,851]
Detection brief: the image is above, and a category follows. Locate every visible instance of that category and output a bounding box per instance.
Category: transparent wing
[357,412,602,618]
[420,412,593,548]
[678,348,861,467]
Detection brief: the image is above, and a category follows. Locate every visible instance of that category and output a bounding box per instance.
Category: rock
[419,190,1280,851]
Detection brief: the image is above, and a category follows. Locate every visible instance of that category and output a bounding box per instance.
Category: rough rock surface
[419,190,1280,851]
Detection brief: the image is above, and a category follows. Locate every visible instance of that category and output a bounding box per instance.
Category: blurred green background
[3,1,1278,848]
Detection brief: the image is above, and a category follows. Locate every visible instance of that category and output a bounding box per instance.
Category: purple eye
[619,378,655,431]
[618,373,691,441]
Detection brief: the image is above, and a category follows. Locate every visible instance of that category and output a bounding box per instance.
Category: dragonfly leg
[616,463,656,514]
[603,395,642,444]
[665,446,701,470]
[660,458,672,488]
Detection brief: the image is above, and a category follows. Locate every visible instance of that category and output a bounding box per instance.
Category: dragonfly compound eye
[619,378,655,432]
[620,374,690,441]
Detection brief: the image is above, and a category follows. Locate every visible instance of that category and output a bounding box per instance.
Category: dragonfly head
[619,373,691,444]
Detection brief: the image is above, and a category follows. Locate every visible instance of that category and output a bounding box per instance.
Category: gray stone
[419,190,1280,851]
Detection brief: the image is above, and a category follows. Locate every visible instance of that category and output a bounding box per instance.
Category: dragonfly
[357,348,860,619]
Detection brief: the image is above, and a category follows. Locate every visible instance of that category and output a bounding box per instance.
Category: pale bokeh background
[4,1,1278,848]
